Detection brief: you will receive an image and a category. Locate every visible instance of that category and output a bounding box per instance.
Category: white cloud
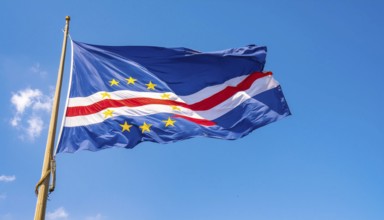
[11,88,42,114]
[33,98,53,112]
[46,207,68,220]
[10,116,20,127]
[0,175,16,182]
[26,116,44,139]
[10,88,53,140]
[85,214,105,220]
[30,62,48,77]
[85,213,106,220]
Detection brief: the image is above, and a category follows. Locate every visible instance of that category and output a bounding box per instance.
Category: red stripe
[66,71,272,117]
[66,98,189,117]
[173,114,216,126]
[189,71,271,110]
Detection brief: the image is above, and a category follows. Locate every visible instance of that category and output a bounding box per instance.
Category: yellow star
[109,79,119,86]
[171,106,181,111]
[126,77,136,85]
[139,122,152,133]
[161,93,171,99]
[120,121,133,132]
[101,92,111,99]
[162,117,176,127]
[146,81,157,90]
[103,109,114,118]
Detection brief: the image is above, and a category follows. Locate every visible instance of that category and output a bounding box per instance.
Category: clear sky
[1,0,384,220]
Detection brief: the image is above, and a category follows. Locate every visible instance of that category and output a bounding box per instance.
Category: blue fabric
[56,41,290,153]
[70,41,267,97]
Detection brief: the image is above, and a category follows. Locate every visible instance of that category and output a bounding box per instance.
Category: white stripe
[197,76,278,120]
[64,75,279,127]
[67,73,251,107]
[178,74,249,103]
[68,90,185,107]
[64,104,204,127]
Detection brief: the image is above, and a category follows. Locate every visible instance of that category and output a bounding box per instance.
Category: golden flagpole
[34,16,70,220]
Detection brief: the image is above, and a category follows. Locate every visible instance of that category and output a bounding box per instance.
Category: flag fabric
[56,40,290,153]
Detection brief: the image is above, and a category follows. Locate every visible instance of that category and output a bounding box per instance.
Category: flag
[56,41,290,153]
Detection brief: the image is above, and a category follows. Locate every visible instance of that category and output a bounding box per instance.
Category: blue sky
[1,0,384,219]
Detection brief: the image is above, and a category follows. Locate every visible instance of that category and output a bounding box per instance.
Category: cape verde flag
[56,41,291,153]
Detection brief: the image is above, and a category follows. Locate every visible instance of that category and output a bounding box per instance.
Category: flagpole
[34,16,70,220]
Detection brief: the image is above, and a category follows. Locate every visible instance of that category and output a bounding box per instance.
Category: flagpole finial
[65,16,70,21]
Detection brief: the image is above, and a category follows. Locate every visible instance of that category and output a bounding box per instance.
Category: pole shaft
[34,16,70,220]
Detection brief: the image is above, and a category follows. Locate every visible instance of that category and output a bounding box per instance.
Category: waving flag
[56,41,290,153]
